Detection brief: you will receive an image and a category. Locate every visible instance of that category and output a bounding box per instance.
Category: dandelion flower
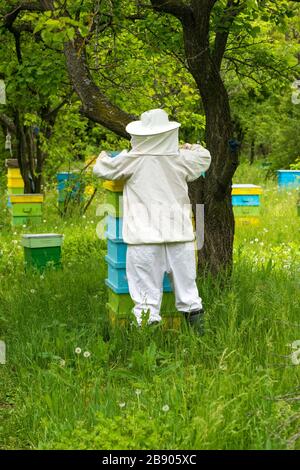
[119,402,126,408]
[162,404,170,412]
[83,351,91,358]
[135,389,141,396]
[75,347,82,354]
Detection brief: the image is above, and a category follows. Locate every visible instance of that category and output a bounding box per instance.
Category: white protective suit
[93,125,211,325]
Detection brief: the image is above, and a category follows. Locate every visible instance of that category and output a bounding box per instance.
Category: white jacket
[93,129,211,244]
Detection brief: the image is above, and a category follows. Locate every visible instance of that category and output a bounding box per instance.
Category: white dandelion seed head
[119,402,126,408]
[75,347,82,354]
[30,289,36,294]
[162,404,170,412]
[135,389,141,396]
[83,351,91,358]
[59,359,66,367]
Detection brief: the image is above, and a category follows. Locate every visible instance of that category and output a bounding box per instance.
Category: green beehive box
[107,289,176,315]
[233,206,260,217]
[21,234,63,270]
[7,187,24,195]
[108,306,183,330]
[108,289,133,314]
[106,191,123,217]
[11,202,43,217]
[12,216,42,226]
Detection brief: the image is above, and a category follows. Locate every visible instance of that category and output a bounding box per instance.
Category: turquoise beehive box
[277,170,300,189]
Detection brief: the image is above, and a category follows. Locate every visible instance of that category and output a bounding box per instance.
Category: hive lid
[232,184,261,188]
[5,159,19,168]
[277,170,300,173]
[21,233,63,248]
[22,233,63,239]
[10,194,44,203]
[232,184,262,195]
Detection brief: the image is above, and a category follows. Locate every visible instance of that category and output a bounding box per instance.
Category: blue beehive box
[106,215,123,241]
[232,194,260,206]
[106,260,173,294]
[106,239,127,268]
[277,170,300,189]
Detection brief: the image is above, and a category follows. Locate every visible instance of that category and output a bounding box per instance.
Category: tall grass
[0,165,299,450]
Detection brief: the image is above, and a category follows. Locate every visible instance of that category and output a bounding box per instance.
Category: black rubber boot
[183,309,205,336]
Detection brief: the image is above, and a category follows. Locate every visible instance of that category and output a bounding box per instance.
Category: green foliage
[43,410,175,450]
[1,173,300,450]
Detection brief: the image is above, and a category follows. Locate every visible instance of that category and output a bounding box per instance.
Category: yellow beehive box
[103,180,125,192]
[235,216,260,226]
[7,177,24,188]
[7,168,22,178]
[10,194,44,204]
[232,184,263,195]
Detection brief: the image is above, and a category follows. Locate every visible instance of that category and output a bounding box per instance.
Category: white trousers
[126,242,202,325]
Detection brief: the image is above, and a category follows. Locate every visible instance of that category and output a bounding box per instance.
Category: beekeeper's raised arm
[180,143,211,182]
[93,150,136,181]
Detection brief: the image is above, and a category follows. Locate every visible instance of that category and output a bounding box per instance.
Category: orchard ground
[0,163,299,450]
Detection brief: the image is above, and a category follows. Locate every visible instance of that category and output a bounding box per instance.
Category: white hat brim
[126,120,181,136]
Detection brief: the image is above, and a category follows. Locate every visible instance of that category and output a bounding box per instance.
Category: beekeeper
[93,109,211,331]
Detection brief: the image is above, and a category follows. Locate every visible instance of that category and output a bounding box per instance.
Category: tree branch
[0,113,16,133]
[64,34,134,138]
[212,0,244,70]
[150,0,193,24]
[3,1,54,29]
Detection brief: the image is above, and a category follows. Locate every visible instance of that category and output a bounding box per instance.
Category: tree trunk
[15,110,44,193]
[182,22,238,275]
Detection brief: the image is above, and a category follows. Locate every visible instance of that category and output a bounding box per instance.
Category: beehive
[232,184,262,226]
[103,151,180,328]
[9,194,44,225]
[21,233,63,271]
[277,170,300,190]
[6,162,24,195]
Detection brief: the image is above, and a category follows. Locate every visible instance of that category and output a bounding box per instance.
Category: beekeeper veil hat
[126,109,181,156]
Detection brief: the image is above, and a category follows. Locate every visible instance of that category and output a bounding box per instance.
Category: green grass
[0,165,300,450]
